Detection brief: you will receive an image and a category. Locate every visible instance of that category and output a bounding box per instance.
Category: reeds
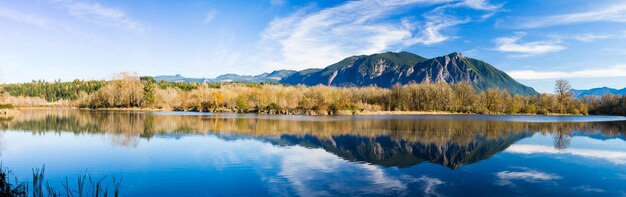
[0,164,123,197]
[0,164,27,196]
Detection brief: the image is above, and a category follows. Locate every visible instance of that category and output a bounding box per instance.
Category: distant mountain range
[155,70,296,83]
[155,51,538,95]
[573,87,626,98]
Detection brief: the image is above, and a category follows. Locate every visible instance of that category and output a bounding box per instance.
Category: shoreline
[12,106,589,116]
[0,108,20,119]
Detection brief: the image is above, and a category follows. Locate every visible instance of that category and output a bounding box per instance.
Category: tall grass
[0,164,122,197]
[0,164,27,196]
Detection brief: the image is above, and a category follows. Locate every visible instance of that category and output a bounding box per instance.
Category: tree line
[80,75,585,115]
[582,94,626,116]
[2,79,105,101]
[2,72,623,116]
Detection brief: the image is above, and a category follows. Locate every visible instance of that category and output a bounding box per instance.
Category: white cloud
[497,170,561,181]
[263,145,413,196]
[572,185,605,193]
[506,144,626,165]
[0,6,52,28]
[546,32,618,43]
[450,0,503,20]
[514,3,626,29]
[417,176,444,196]
[494,32,565,55]
[458,0,502,11]
[259,0,500,70]
[496,169,561,186]
[408,6,471,45]
[569,33,612,42]
[508,64,626,80]
[205,9,217,23]
[260,0,443,69]
[57,1,147,32]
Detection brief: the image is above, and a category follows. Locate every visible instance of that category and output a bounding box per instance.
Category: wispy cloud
[56,0,147,33]
[513,3,626,29]
[260,0,501,70]
[452,0,504,20]
[0,6,52,28]
[406,0,503,45]
[204,9,217,23]
[508,64,626,80]
[506,144,626,164]
[496,169,561,186]
[572,185,605,193]
[408,5,471,45]
[260,0,447,69]
[417,176,444,196]
[569,33,612,42]
[497,170,561,181]
[494,32,565,55]
[546,32,620,43]
[459,0,501,10]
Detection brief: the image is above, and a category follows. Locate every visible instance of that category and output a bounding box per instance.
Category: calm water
[1,109,626,196]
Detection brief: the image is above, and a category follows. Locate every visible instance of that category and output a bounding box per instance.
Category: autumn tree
[80,72,144,108]
[451,82,476,112]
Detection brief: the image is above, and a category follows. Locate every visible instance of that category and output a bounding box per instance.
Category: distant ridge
[154,51,538,95]
[155,70,296,83]
[573,87,626,98]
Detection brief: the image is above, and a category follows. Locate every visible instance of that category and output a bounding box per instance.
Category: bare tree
[555,79,573,113]
[555,79,572,101]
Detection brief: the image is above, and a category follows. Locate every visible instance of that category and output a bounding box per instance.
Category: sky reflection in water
[1,109,625,196]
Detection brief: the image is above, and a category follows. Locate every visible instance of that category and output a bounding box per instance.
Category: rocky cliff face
[281,51,428,87]
[386,52,482,86]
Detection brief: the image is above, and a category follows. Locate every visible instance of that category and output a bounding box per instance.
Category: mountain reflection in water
[2,109,624,170]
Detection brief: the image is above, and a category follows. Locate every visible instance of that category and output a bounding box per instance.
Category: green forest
[0,73,624,116]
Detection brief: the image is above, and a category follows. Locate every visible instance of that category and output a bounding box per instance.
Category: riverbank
[2,80,591,116]
[9,106,590,116]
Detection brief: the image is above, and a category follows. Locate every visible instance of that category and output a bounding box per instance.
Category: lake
[1,109,626,196]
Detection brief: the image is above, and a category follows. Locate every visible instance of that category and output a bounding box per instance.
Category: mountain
[155,52,537,95]
[153,74,209,83]
[155,70,296,83]
[280,51,538,95]
[573,87,626,98]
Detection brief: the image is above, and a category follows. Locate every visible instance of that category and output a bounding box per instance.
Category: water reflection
[1,109,625,170]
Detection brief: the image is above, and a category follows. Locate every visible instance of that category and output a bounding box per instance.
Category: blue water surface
[1,109,625,196]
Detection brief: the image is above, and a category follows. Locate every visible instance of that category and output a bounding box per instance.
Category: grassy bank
[6,107,590,117]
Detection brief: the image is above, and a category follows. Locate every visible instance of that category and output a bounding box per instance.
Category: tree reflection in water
[1,109,624,169]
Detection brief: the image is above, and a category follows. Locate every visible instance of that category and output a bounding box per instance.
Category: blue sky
[1,0,626,92]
